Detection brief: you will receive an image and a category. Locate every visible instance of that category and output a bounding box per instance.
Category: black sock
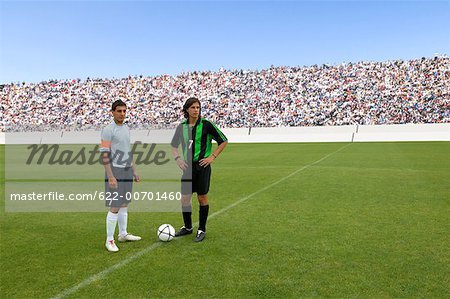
[199,205,209,232]
[182,205,192,229]
[182,212,192,229]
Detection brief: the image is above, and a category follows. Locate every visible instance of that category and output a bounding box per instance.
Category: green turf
[1,142,449,298]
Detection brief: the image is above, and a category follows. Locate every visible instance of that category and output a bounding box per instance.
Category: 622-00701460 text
[9,191,182,201]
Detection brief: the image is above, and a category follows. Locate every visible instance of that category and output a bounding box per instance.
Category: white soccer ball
[157,224,175,242]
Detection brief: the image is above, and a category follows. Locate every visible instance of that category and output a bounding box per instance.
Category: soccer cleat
[194,230,206,242]
[105,240,119,252]
[175,226,193,237]
[118,234,142,242]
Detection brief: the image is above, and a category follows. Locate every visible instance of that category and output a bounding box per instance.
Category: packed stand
[1,56,449,132]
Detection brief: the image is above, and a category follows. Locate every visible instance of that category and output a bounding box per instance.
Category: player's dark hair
[183,97,201,119]
[112,100,127,111]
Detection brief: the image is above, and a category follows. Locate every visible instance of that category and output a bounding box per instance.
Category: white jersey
[100,122,132,168]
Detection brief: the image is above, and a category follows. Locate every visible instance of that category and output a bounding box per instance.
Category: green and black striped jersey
[171,118,228,163]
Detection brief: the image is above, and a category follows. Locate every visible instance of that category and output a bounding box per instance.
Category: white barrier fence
[1,123,449,144]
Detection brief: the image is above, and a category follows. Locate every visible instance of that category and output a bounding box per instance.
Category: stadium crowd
[1,56,449,132]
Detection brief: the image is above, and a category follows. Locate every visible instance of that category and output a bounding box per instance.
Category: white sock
[118,207,128,237]
[106,211,118,242]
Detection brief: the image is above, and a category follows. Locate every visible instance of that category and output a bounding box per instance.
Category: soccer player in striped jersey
[171,97,228,242]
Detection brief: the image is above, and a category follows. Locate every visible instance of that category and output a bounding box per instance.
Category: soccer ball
[157,224,175,242]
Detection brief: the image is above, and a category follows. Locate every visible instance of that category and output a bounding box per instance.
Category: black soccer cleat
[194,230,206,242]
[175,226,193,237]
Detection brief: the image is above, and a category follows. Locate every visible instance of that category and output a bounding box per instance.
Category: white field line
[52,143,351,299]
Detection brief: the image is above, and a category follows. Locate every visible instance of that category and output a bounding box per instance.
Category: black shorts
[181,162,211,196]
[105,166,133,208]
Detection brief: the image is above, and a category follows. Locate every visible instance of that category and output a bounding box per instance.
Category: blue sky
[1,1,449,83]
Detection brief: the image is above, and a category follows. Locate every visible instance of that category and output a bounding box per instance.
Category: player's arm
[212,141,228,159]
[100,132,117,189]
[199,121,228,167]
[198,141,228,167]
[170,124,188,171]
[172,146,188,171]
[132,161,140,182]
[101,150,117,189]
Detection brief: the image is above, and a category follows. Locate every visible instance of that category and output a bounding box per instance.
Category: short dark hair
[112,100,126,111]
[183,97,201,119]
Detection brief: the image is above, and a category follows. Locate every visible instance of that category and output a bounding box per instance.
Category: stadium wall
[1,123,449,144]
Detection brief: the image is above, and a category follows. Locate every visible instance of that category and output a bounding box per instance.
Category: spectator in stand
[1,56,449,132]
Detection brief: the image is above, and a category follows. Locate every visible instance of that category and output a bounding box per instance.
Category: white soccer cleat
[105,240,119,252]
[118,234,142,242]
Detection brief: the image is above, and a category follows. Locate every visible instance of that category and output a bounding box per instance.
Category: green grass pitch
[0,142,449,298]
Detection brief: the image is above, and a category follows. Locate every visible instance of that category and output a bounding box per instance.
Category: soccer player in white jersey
[100,100,141,252]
